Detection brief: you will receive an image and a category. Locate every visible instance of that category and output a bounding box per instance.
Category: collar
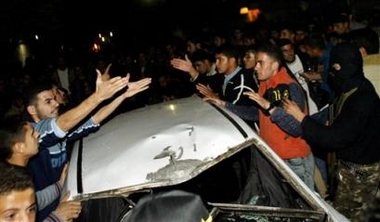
[224,66,242,83]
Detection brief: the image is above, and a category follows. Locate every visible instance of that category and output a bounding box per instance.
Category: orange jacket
[259,68,311,159]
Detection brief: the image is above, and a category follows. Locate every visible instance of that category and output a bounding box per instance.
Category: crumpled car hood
[67,96,257,200]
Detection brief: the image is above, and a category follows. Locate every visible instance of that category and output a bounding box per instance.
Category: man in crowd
[0,118,81,222]
[277,38,329,198]
[0,162,36,222]
[170,49,217,96]
[23,64,151,221]
[283,42,380,221]
[205,44,315,190]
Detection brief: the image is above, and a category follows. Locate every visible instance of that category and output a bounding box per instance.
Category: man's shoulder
[32,118,55,130]
[32,118,67,139]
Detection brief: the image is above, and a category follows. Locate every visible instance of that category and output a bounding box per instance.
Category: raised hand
[170,54,198,79]
[243,91,270,110]
[97,63,112,81]
[196,83,218,99]
[123,74,152,99]
[94,64,129,102]
[171,54,194,72]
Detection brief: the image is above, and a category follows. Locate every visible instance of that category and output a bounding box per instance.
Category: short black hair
[257,44,284,68]
[303,32,326,49]
[0,118,29,161]
[22,80,53,106]
[276,38,293,48]
[190,50,215,63]
[214,43,241,62]
[0,161,34,195]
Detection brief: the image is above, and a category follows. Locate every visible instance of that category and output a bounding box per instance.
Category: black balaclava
[329,42,364,94]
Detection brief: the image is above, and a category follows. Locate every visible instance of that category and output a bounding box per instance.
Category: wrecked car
[66,96,348,221]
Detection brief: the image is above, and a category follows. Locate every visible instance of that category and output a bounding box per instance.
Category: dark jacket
[195,67,258,106]
[300,43,380,164]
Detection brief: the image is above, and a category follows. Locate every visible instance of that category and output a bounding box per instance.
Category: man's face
[279,29,294,42]
[333,22,349,35]
[243,51,257,70]
[254,52,277,81]
[186,41,197,54]
[33,90,60,120]
[213,36,225,47]
[22,123,40,157]
[304,45,319,58]
[215,53,235,75]
[281,44,295,63]
[295,30,306,42]
[0,188,36,222]
[194,60,209,75]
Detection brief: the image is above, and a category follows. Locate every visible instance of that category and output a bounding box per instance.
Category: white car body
[66,96,348,221]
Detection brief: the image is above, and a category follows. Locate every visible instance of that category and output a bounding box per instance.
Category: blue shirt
[29,117,99,221]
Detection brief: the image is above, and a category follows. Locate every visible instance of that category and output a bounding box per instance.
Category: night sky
[1,0,236,43]
[0,0,378,62]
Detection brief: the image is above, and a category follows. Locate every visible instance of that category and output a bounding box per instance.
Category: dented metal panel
[67,96,257,199]
[66,96,349,221]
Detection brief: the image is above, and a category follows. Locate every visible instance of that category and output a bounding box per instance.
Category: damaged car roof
[66,96,348,222]
[67,96,257,198]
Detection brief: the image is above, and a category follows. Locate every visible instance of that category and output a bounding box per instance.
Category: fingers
[282,98,291,106]
[128,78,152,89]
[107,77,129,91]
[170,59,184,67]
[59,164,69,185]
[125,73,131,81]
[133,86,149,94]
[67,200,82,219]
[108,76,123,83]
[61,192,71,202]
[55,195,82,220]
[96,70,102,82]
[105,63,112,74]
[62,163,68,175]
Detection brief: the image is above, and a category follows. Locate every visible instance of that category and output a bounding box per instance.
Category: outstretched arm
[56,64,128,132]
[93,75,152,124]
[170,54,199,80]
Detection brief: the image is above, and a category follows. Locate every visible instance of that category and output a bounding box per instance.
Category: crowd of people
[0,7,380,222]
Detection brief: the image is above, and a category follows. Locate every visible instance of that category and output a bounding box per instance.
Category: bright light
[34,35,39,40]
[98,33,102,38]
[109,32,113,37]
[16,42,30,67]
[168,104,176,112]
[247,8,260,22]
[101,37,106,42]
[240,7,249,15]
[92,43,100,52]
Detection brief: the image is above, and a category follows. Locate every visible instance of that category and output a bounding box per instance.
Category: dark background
[1,0,379,65]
